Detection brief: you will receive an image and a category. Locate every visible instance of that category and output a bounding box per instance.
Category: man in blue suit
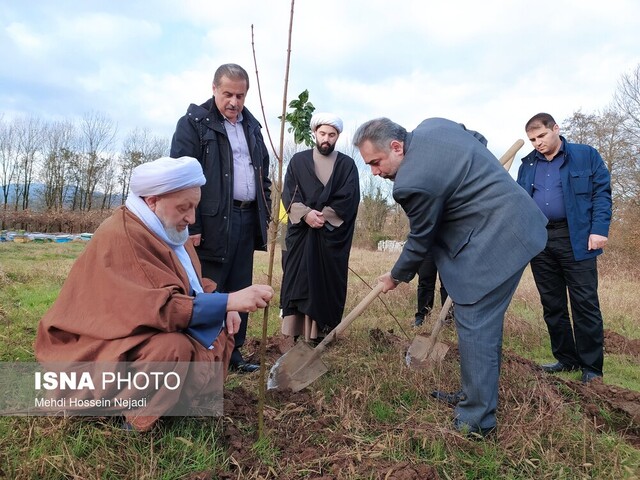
[354,117,548,438]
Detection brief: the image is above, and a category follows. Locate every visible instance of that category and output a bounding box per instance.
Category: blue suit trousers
[453,266,525,432]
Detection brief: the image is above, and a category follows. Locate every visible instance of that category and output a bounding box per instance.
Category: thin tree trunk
[253,0,296,439]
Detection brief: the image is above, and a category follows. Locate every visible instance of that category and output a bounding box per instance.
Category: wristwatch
[391,275,402,285]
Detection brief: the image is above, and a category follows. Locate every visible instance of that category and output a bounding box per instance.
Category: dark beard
[317,142,335,156]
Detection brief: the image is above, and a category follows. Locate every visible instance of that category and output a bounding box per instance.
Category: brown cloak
[35,206,220,362]
[34,206,233,430]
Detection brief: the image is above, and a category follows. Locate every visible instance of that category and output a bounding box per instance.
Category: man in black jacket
[170,63,272,373]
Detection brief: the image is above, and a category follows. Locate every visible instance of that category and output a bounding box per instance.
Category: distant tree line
[1,65,638,253]
[560,65,640,257]
[0,111,169,213]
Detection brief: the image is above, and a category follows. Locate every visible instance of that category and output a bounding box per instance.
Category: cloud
[0,0,638,161]
[6,22,47,54]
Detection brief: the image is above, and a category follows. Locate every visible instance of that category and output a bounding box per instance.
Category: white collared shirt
[224,112,256,202]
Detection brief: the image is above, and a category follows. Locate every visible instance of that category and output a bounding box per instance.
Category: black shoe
[581,369,602,383]
[430,390,467,406]
[443,306,455,325]
[413,316,425,327]
[230,360,260,374]
[541,361,580,373]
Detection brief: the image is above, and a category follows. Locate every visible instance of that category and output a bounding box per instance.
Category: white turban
[130,156,206,197]
[310,112,343,134]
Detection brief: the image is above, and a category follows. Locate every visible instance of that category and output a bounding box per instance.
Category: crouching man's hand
[227,285,274,313]
[225,311,242,335]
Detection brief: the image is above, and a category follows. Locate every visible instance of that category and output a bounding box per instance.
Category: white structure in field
[377,240,405,253]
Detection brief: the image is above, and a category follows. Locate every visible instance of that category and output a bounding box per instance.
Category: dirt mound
[562,378,640,446]
[500,349,640,447]
[221,385,440,480]
[605,329,640,357]
[243,334,295,365]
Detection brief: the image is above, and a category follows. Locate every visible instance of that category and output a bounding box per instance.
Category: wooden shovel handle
[426,295,453,346]
[315,282,385,352]
[498,139,525,170]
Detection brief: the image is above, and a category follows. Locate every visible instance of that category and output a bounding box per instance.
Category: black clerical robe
[281,149,360,332]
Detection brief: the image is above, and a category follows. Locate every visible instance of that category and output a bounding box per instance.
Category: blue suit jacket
[391,118,548,305]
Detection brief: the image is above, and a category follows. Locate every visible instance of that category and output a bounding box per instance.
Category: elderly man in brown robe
[35,156,273,431]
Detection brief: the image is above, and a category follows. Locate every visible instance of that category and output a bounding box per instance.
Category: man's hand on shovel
[378,272,400,293]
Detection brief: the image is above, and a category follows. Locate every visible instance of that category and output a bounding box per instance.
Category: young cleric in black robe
[280,112,361,342]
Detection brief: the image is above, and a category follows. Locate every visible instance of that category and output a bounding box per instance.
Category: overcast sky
[1,0,639,177]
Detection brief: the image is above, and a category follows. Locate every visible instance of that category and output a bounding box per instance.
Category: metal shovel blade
[268,282,385,392]
[406,296,453,368]
[405,335,450,368]
[267,340,328,392]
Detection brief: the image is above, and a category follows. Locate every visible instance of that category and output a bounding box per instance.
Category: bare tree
[249,0,298,438]
[118,128,169,203]
[40,120,77,210]
[385,201,409,241]
[613,64,640,208]
[614,63,640,143]
[75,111,117,210]
[0,115,18,212]
[13,116,43,210]
[354,176,390,247]
[99,159,118,210]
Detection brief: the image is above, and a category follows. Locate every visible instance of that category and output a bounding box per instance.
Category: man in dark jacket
[170,63,272,373]
[517,112,611,383]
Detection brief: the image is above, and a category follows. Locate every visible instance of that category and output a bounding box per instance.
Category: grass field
[0,241,638,479]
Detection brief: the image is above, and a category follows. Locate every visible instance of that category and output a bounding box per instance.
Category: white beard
[164,225,189,245]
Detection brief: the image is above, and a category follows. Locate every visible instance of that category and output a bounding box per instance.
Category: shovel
[405,139,526,367]
[499,139,525,171]
[406,296,453,367]
[268,282,385,392]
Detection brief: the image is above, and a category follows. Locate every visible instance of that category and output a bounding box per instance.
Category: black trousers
[530,223,604,375]
[200,205,257,366]
[415,252,448,319]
